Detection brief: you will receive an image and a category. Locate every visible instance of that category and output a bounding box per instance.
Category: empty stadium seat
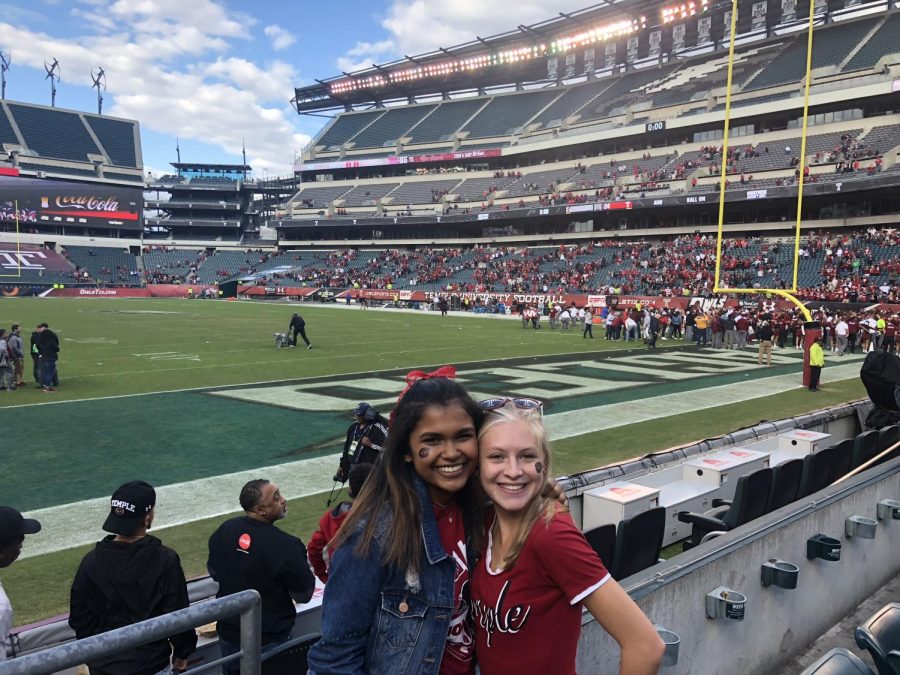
[852,430,882,471]
[877,425,900,465]
[831,439,857,484]
[799,446,838,498]
[584,523,616,569]
[610,507,665,580]
[855,603,900,675]
[678,467,773,550]
[767,458,803,512]
[800,648,876,675]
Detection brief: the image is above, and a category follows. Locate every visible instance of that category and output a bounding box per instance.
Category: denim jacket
[307,475,470,675]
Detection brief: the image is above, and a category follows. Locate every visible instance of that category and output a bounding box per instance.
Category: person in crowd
[472,400,664,675]
[308,463,373,584]
[207,479,315,673]
[834,315,849,356]
[809,335,825,392]
[307,372,484,675]
[0,330,12,392]
[0,506,41,662]
[69,481,196,675]
[334,403,388,482]
[694,310,709,347]
[36,323,60,392]
[29,325,42,387]
[757,321,774,366]
[8,325,24,388]
[288,312,312,349]
[735,312,750,350]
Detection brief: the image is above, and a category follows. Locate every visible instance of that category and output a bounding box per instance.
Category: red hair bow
[390,365,457,428]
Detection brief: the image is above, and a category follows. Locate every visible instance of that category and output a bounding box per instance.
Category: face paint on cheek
[535,462,543,474]
[418,447,431,459]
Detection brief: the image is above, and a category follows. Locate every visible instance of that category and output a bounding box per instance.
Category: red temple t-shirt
[433,501,475,675]
[471,509,610,675]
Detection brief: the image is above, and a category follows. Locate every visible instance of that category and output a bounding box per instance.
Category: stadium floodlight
[661,0,709,24]
[328,14,647,96]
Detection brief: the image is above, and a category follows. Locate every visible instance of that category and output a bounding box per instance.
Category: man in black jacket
[35,323,60,392]
[288,313,312,349]
[334,403,388,482]
[207,479,315,674]
[69,481,196,675]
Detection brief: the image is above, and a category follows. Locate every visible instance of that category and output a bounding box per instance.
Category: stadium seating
[798,446,838,498]
[851,430,882,470]
[85,116,139,167]
[679,467,773,550]
[744,17,880,91]
[292,184,353,209]
[0,104,18,147]
[855,603,900,675]
[404,99,487,144]
[799,648,875,675]
[316,110,385,149]
[385,179,460,205]
[877,425,900,466]
[461,90,560,139]
[338,183,400,207]
[766,458,804,512]
[529,79,615,130]
[610,507,665,580]
[584,524,616,568]
[830,439,856,484]
[843,13,900,72]
[63,245,140,285]
[350,105,436,149]
[7,104,102,162]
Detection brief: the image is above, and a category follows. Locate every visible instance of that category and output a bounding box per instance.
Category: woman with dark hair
[307,369,485,675]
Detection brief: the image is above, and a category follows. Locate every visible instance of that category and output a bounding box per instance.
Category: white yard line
[21,360,864,559]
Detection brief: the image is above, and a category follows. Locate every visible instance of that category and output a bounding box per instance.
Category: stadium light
[327,14,648,95]
[661,0,710,24]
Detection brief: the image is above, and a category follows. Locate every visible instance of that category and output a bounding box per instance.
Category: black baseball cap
[0,506,41,540]
[353,402,370,416]
[103,481,156,535]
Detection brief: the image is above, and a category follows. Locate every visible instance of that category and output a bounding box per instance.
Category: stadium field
[0,297,868,624]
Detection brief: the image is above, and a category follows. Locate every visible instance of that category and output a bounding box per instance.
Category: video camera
[333,455,351,483]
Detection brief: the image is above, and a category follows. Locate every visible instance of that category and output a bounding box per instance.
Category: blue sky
[0,0,583,178]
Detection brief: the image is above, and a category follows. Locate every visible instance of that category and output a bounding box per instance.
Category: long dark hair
[333,377,485,573]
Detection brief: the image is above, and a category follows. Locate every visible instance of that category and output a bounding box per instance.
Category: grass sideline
[6,378,865,625]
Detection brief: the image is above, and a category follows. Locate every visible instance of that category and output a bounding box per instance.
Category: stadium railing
[0,590,262,675]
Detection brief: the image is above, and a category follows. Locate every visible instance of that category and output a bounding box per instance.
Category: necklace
[432,498,455,523]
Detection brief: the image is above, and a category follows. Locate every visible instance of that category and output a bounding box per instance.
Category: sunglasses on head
[479,397,543,412]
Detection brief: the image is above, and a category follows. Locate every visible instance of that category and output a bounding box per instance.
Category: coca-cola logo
[50,195,121,212]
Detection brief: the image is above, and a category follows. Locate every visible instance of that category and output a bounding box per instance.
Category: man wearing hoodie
[69,481,196,675]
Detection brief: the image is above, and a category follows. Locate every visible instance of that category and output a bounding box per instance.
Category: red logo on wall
[238,533,252,551]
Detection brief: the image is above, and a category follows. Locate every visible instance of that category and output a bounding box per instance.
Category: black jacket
[37,329,60,360]
[29,331,41,360]
[289,314,305,330]
[207,516,315,645]
[342,417,388,466]
[69,535,196,675]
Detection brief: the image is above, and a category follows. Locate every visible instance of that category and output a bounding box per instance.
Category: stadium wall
[577,457,900,675]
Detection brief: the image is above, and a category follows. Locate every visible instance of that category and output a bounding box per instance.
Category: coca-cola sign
[48,195,122,212]
[0,175,142,228]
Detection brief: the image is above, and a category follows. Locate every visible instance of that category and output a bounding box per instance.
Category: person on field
[334,403,388,482]
[8,326,24,388]
[308,463,373,583]
[207,479,315,674]
[289,313,312,349]
[0,506,41,662]
[809,335,825,392]
[0,330,13,392]
[36,323,60,392]
[69,481,196,675]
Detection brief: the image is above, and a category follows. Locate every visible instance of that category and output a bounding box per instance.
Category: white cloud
[0,0,308,175]
[263,24,295,51]
[336,38,396,74]
[381,0,588,57]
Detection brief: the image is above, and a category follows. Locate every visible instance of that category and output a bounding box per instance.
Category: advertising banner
[0,176,143,229]
[43,285,217,298]
[295,148,502,173]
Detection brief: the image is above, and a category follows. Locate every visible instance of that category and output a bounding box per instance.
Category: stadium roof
[171,162,252,171]
[292,0,689,114]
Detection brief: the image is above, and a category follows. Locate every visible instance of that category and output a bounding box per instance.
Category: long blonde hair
[478,402,559,569]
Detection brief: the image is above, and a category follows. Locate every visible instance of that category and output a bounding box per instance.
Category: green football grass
[0,297,867,625]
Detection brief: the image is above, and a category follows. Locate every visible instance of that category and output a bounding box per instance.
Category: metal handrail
[0,590,262,675]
